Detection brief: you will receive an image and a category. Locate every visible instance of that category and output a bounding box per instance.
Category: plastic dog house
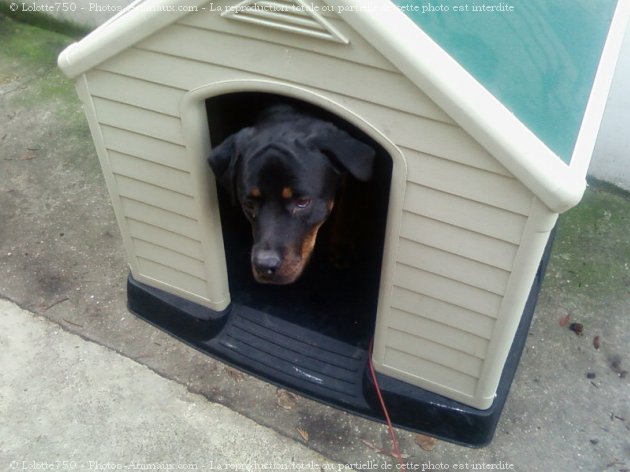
[58,0,629,446]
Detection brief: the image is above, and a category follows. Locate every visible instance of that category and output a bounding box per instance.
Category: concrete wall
[589,23,630,192]
[5,0,630,191]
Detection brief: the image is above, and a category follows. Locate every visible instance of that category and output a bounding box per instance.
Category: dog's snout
[253,250,282,277]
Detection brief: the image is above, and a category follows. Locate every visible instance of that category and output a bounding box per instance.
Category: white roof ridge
[98,0,151,29]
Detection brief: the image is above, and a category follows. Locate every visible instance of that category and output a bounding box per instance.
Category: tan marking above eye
[250,187,262,198]
[281,187,294,199]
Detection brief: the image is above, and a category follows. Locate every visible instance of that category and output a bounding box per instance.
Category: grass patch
[0,6,90,38]
[0,13,93,171]
[549,180,630,298]
[0,13,76,68]
[0,14,79,112]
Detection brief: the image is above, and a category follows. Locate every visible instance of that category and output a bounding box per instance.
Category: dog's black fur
[208,104,375,285]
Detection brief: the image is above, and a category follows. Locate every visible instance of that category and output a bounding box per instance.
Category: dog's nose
[253,250,282,277]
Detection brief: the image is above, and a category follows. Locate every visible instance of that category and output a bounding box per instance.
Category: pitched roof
[58,0,630,212]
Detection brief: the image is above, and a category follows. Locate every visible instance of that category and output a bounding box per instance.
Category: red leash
[368,339,404,465]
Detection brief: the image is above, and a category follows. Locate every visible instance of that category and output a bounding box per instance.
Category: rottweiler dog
[208,104,375,285]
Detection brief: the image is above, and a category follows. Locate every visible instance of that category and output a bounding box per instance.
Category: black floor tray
[127,227,552,448]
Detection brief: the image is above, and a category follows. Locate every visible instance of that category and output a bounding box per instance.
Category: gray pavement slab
[0,298,341,470]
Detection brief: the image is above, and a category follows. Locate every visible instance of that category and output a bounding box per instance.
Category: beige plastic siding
[135,23,454,124]
[384,345,478,395]
[78,7,548,408]
[399,214,519,272]
[79,70,227,308]
[397,239,511,296]
[92,98,184,145]
[87,70,183,116]
[100,126,189,169]
[390,287,495,340]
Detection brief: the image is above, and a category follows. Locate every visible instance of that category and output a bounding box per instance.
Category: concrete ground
[0,299,341,469]
[1,14,629,471]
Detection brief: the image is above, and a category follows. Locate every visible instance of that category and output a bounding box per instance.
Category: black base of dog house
[127,233,554,447]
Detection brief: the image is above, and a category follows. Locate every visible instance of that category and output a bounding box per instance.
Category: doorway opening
[206,92,393,348]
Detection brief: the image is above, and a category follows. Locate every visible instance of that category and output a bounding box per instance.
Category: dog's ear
[309,126,375,182]
[208,127,254,201]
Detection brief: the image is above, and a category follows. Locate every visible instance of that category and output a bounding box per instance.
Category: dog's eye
[294,198,311,209]
[243,198,257,214]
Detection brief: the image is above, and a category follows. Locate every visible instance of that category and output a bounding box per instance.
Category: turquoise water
[392,0,618,163]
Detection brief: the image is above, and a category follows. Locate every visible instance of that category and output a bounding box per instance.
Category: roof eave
[58,0,209,79]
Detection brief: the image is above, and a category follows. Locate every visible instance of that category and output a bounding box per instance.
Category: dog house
[59,0,629,446]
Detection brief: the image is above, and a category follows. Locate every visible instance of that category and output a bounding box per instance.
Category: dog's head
[208,113,375,284]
